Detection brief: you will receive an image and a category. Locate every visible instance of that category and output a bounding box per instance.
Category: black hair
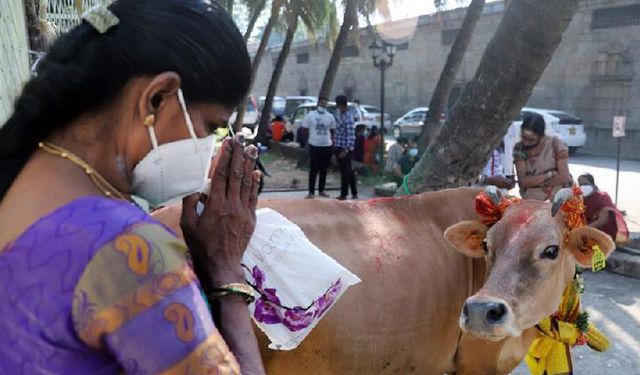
[318,96,328,102]
[0,0,250,200]
[368,125,379,139]
[335,95,348,106]
[521,113,546,137]
[578,173,595,185]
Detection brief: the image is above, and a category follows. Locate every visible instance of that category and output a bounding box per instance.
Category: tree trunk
[244,0,267,43]
[234,0,282,131]
[400,0,578,194]
[417,0,485,152]
[23,0,47,53]
[317,0,357,99]
[256,13,298,144]
[257,14,298,142]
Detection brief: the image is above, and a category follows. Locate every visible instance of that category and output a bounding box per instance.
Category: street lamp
[369,38,396,167]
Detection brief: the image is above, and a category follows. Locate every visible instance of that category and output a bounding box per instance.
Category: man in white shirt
[302,97,336,198]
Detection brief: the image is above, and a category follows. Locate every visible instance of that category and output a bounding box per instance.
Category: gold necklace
[38,141,128,200]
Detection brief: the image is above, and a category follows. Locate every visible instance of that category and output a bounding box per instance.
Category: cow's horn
[484,185,501,205]
[551,188,574,217]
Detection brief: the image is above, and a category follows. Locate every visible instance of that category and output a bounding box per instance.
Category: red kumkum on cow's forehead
[515,212,533,227]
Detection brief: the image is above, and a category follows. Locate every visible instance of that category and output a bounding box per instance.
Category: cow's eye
[541,245,559,260]
[482,239,488,254]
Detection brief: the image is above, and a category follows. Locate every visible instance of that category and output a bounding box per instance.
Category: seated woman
[270,115,286,142]
[513,113,572,200]
[578,173,629,244]
[0,1,264,374]
[363,126,382,172]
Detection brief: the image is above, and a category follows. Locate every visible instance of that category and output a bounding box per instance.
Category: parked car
[392,107,446,139]
[258,96,286,117]
[228,96,259,130]
[283,96,317,119]
[358,104,392,132]
[513,107,586,155]
[289,102,368,136]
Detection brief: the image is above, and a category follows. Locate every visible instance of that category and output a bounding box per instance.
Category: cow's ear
[444,220,489,258]
[565,226,615,267]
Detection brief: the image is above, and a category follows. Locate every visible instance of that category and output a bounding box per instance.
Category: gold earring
[143,114,155,127]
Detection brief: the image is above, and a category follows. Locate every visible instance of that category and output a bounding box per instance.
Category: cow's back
[258,188,484,374]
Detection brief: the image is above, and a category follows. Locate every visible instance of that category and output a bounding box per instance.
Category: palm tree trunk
[256,13,299,143]
[401,0,578,194]
[417,0,485,152]
[234,0,282,131]
[318,0,357,99]
[243,0,267,43]
[23,0,46,53]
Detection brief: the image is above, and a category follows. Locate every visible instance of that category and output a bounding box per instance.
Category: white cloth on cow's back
[242,208,361,350]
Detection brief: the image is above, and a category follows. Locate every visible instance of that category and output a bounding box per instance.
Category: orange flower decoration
[475,192,522,226]
[560,185,587,231]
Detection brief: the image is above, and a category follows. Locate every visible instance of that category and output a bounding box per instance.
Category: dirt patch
[260,150,340,190]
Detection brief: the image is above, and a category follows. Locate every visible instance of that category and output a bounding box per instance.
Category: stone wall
[251,0,640,159]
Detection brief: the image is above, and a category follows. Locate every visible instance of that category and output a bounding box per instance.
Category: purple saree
[0,196,239,374]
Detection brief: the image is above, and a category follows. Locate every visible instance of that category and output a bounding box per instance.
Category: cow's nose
[462,301,508,325]
[485,302,507,324]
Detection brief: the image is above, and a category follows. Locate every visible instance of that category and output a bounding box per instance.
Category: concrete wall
[251,0,640,159]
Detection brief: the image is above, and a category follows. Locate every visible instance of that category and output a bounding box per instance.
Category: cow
[152,187,615,374]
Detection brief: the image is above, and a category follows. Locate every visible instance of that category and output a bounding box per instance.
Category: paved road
[514,271,640,374]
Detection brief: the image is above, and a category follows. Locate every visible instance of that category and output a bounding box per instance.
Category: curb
[605,248,640,279]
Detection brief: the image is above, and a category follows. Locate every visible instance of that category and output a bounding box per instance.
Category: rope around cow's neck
[402,174,412,195]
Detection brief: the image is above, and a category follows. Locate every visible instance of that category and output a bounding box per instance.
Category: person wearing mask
[363,126,382,172]
[478,141,516,191]
[334,95,357,200]
[398,138,420,176]
[385,137,407,180]
[513,113,572,200]
[301,97,336,199]
[0,2,264,373]
[578,173,629,244]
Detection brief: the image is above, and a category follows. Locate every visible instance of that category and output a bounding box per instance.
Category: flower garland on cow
[474,186,610,375]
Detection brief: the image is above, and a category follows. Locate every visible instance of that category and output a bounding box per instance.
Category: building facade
[251,0,640,159]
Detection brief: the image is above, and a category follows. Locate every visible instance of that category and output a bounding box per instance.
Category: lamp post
[368,39,397,167]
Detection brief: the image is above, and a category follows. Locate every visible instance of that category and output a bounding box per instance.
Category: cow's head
[444,188,615,341]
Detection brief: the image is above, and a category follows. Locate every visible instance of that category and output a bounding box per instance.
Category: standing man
[302,96,336,199]
[334,95,357,200]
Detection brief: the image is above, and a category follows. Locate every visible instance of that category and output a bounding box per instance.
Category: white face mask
[131,89,215,207]
[580,184,594,197]
[317,106,326,114]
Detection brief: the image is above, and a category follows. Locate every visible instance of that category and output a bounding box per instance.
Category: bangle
[208,283,255,304]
